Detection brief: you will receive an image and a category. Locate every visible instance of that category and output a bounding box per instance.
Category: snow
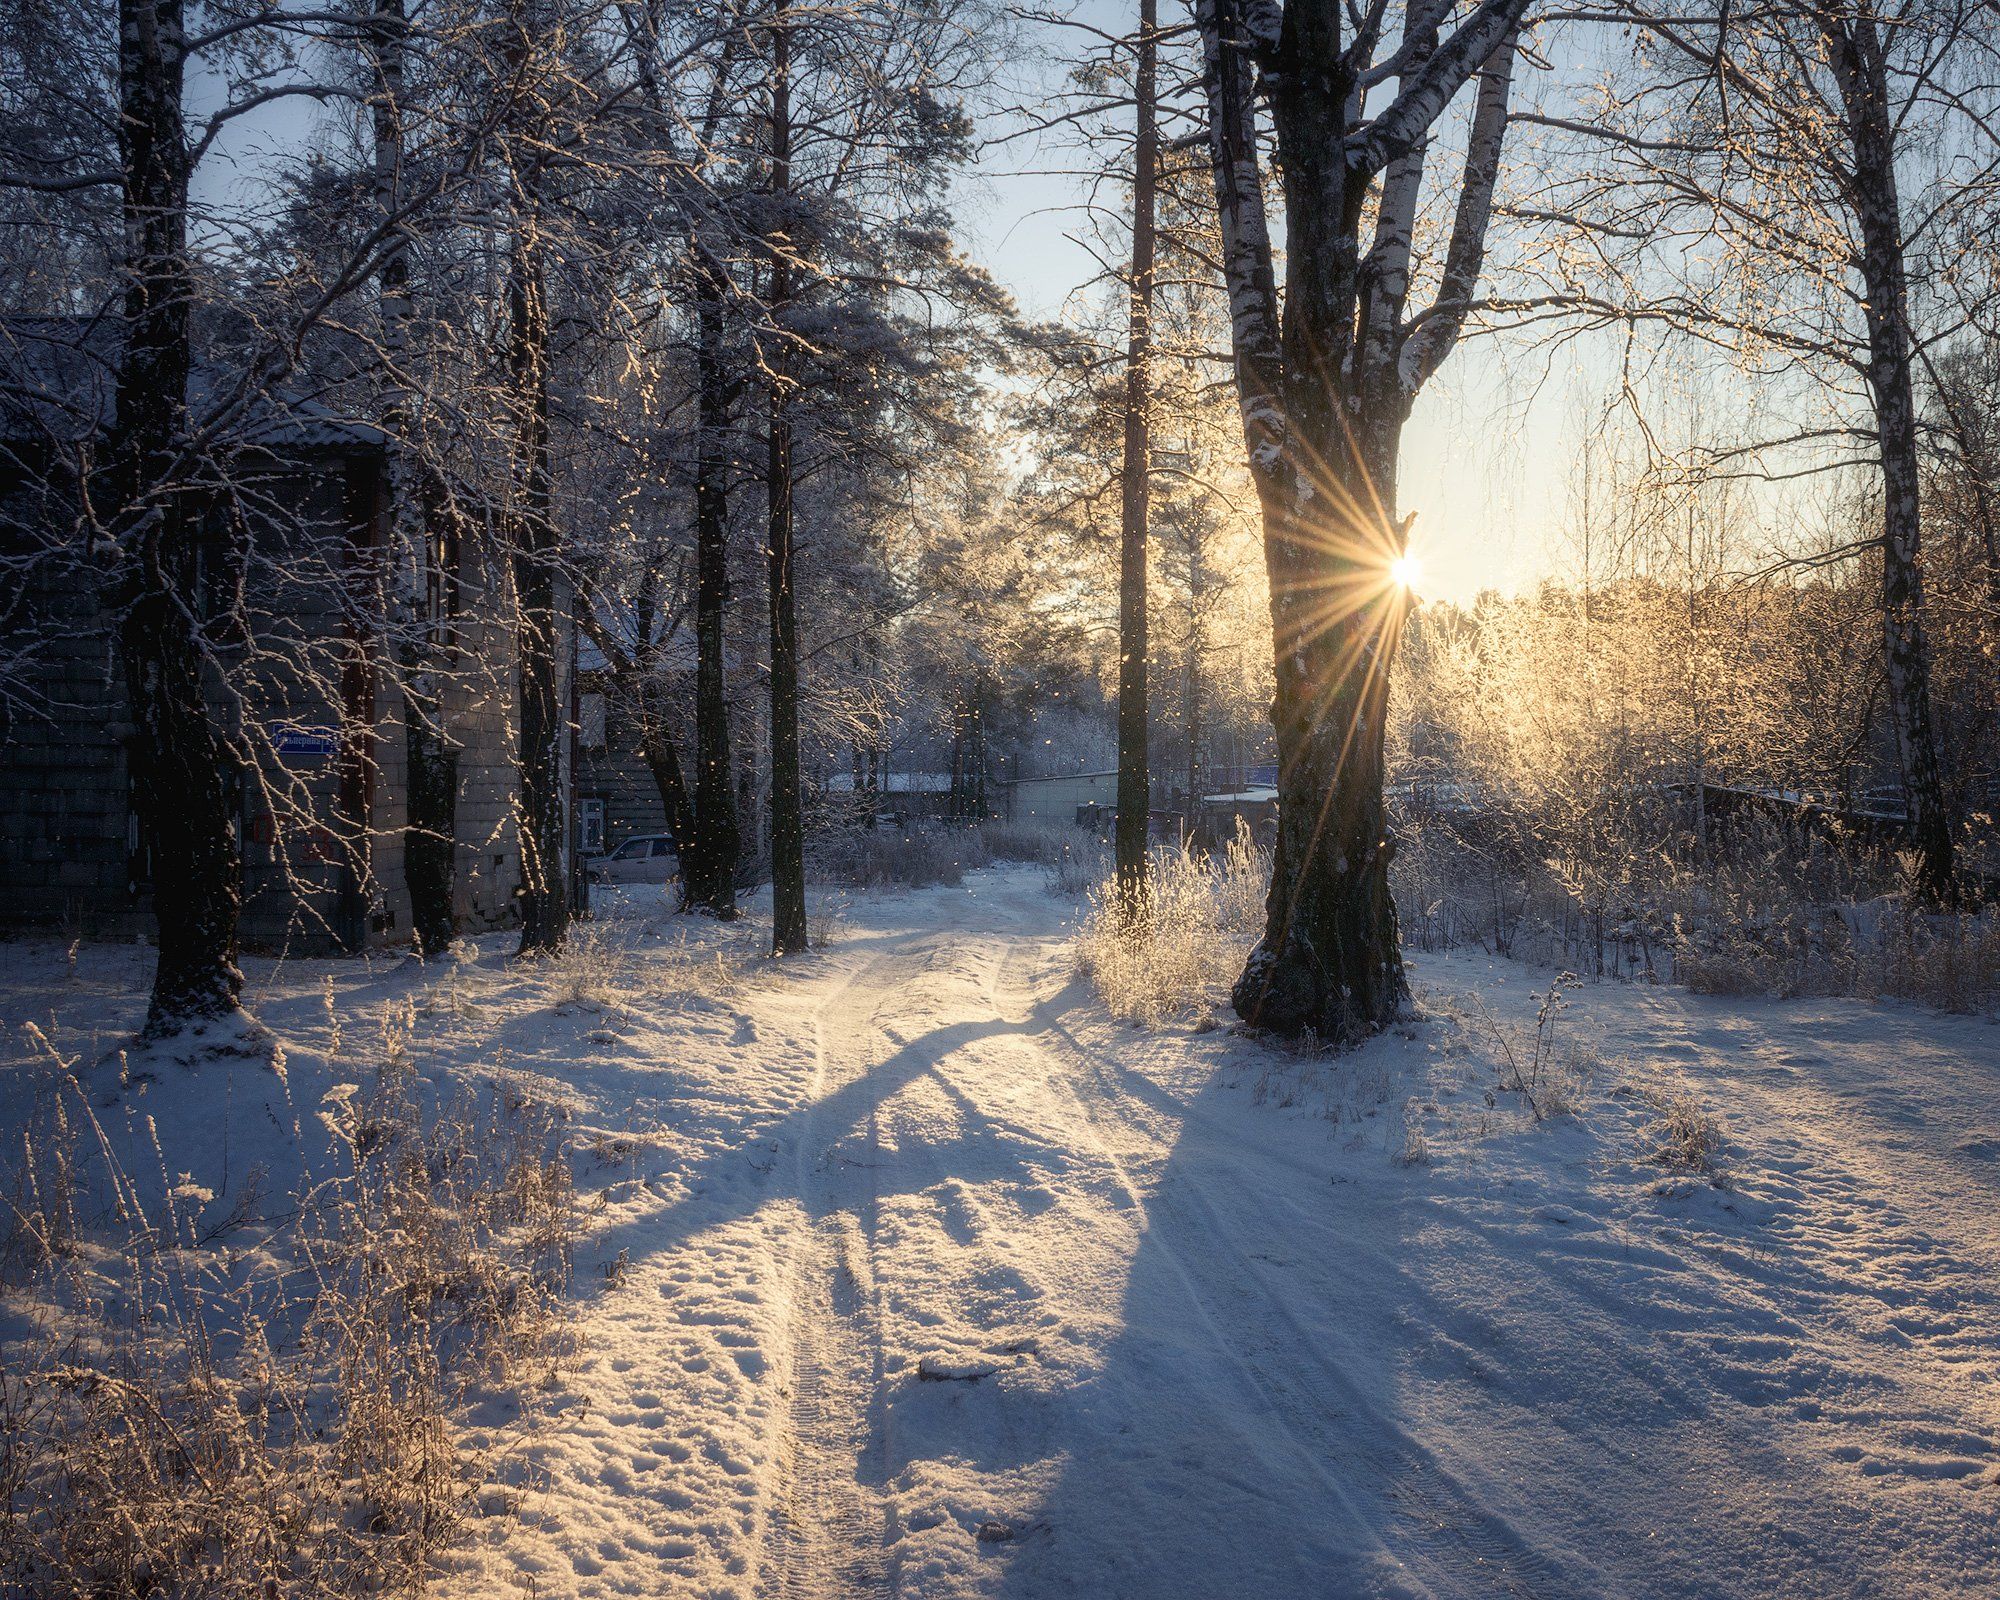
[4,868,1999,1597]
[1199,785,1279,803]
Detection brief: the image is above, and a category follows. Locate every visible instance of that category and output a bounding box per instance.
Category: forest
[1,0,1998,1593]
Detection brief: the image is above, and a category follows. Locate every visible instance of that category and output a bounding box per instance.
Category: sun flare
[1389,553,1424,595]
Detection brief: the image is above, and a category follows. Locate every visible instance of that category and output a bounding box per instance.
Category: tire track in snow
[762,954,896,1600]
[765,1212,893,1600]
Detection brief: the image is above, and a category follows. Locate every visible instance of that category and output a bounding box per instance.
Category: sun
[1388,553,1424,595]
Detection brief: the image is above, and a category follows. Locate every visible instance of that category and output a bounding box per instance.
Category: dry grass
[647,927,751,1001]
[1393,816,2000,1015]
[0,1010,576,1598]
[1460,974,1595,1123]
[538,926,635,1013]
[1047,833,1111,897]
[1075,829,1268,1025]
[978,821,1081,867]
[1641,1081,1725,1175]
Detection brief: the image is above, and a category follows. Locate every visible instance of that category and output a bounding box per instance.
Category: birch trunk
[1823,3,1957,900]
[1196,0,1524,1042]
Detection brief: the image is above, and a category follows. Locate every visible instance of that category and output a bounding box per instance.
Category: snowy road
[411,865,2000,1600]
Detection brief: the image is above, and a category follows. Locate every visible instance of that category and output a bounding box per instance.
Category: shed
[1003,769,1119,825]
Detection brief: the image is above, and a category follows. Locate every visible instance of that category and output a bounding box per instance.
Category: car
[588,833,678,884]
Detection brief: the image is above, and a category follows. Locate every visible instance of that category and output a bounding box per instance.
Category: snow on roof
[1203,787,1278,804]
[1005,770,1119,785]
[0,316,385,451]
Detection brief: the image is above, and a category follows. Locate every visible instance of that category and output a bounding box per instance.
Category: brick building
[0,324,534,953]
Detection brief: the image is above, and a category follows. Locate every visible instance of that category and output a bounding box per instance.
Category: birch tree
[1193,0,1529,1041]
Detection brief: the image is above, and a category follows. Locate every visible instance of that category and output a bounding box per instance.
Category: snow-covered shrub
[1670,898,1858,1001]
[1394,799,2000,1015]
[977,821,1078,865]
[1046,831,1111,897]
[0,1016,576,1598]
[806,895,849,947]
[811,823,991,890]
[1856,871,2000,1013]
[1075,828,1268,1024]
[1642,1082,1724,1175]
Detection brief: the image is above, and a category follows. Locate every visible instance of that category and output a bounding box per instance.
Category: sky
[956,157,1571,608]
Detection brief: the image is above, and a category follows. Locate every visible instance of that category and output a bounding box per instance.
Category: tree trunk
[1183,550,1201,839]
[1233,436,1408,1042]
[683,257,742,916]
[507,163,569,954]
[1194,0,1523,1041]
[638,688,697,847]
[969,690,987,819]
[765,0,808,955]
[1824,5,1957,901]
[1114,0,1159,917]
[110,0,245,1035]
[367,0,457,955]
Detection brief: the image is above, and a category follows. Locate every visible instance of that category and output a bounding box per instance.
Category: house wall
[1004,771,1118,824]
[0,466,133,934]
[577,749,671,855]
[232,455,398,952]
[0,448,529,953]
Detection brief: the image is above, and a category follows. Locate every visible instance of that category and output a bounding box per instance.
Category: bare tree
[364,0,461,957]
[500,0,569,955]
[1531,0,2000,900]
[1193,0,1527,1041]
[1114,0,1160,916]
[763,0,809,955]
[104,0,249,1033]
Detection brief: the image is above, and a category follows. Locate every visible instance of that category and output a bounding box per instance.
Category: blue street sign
[272,724,338,761]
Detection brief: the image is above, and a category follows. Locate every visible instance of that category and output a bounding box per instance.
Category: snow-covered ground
[4,865,1998,1598]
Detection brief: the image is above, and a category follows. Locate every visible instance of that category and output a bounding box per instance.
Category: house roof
[1005,770,1119,786]
[0,315,385,453]
[1203,787,1278,805]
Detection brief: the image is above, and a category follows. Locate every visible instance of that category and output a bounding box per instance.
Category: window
[611,838,649,861]
[651,838,676,857]
[577,797,605,855]
[579,692,607,752]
